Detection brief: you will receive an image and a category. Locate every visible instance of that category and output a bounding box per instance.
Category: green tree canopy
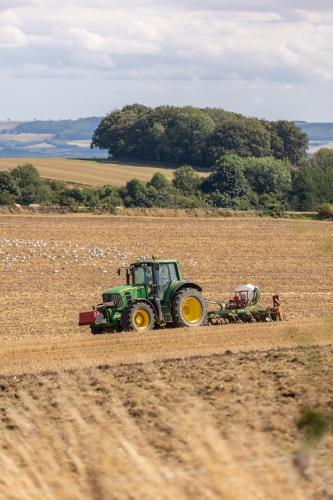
[10,164,52,205]
[201,154,252,199]
[11,164,41,187]
[243,157,292,197]
[291,157,333,210]
[0,171,19,196]
[312,148,333,171]
[172,166,202,196]
[92,105,308,167]
[148,172,170,190]
[268,121,308,164]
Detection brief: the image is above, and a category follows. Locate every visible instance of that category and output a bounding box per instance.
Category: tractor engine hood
[101,284,146,307]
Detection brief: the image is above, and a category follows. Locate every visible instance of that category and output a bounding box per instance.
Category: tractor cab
[130,259,181,298]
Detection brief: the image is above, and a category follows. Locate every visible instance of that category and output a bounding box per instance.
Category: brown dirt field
[0,347,332,499]
[0,157,192,186]
[0,214,332,498]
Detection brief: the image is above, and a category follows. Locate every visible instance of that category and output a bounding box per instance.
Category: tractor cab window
[167,263,179,282]
[132,265,153,286]
[155,263,179,297]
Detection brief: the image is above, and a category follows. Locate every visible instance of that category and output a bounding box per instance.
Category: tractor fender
[129,298,159,317]
[169,281,203,300]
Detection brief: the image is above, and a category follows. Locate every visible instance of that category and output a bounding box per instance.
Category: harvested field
[0,157,191,186]
[0,214,332,498]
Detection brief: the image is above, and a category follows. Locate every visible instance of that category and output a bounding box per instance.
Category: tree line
[0,148,332,217]
[91,104,308,167]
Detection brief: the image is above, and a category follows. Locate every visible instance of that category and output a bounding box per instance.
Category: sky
[1,0,333,121]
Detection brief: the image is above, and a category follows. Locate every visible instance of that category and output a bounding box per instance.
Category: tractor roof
[131,259,179,266]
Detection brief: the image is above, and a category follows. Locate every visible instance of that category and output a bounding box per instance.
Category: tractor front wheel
[172,288,207,328]
[120,302,155,332]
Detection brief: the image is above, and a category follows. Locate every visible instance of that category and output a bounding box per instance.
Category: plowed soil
[0,214,332,499]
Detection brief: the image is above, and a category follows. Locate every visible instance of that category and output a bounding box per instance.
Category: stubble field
[0,157,182,186]
[0,214,332,499]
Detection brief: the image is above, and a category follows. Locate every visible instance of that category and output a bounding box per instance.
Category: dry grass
[1,347,332,499]
[0,157,199,186]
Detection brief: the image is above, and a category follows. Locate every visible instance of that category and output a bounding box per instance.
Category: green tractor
[79,258,207,334]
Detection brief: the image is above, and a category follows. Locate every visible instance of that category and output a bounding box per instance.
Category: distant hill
[5,117,102,141]
[0,157,186,187]
[0,117,105,158]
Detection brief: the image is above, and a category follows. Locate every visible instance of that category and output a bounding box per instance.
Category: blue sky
[1,0,333,121]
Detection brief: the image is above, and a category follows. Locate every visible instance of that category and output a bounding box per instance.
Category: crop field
[0,214,332,499]
[0,157,186,186]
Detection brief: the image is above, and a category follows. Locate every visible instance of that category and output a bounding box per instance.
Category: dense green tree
[291,156,333,210]
[172,166,202,196]
[91,104,150,157]
[312,148,333,171]
[268,121,308,164]
[201,155,251,199]
[148,172,170,190]
[11,164,41,188]
[243,157,292,198]
[92,105,308,167]
[205,118,271,164]
[96,185,122,209]
[10,164,52,205]
[0,171,19,197]
[121,179,154,207]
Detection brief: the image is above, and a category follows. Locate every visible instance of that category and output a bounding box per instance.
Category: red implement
[79,310,101,326]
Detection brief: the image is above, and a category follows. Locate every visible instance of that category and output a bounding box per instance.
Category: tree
[11,164,41,188]
[243,157,292,198]
[269,121,308,164]
[148,172,170,190]
[312,148,333,171]
[91,104,150,157]
[96,185,122,209]
[92,105,309,167]
[10,164,52,205]
[201,154,251,199]
[172,166,202,196]
[0,171,19,197]
[205,117,271,165]
[291,158,333,210]
[121,179,154,207]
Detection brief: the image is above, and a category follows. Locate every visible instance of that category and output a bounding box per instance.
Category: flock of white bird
[0,238,199,274]
[0,238,148,273]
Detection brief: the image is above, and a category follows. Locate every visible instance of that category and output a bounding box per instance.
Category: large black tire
[120,302,155,332]
[90,324,103,335]
[171,288,207,328]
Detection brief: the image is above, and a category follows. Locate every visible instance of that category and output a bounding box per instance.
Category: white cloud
[69,28,159,54]
[0,25,26,47]
[0,9,22,26]
[0,1,333,119]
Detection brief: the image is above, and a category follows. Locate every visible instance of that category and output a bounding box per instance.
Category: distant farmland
[0,158,206,187]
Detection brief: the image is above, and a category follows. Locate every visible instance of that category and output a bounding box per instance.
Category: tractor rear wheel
[171,288,207,328]
[120,302,155,332]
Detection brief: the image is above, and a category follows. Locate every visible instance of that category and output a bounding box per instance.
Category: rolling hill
[0,157,186,186]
